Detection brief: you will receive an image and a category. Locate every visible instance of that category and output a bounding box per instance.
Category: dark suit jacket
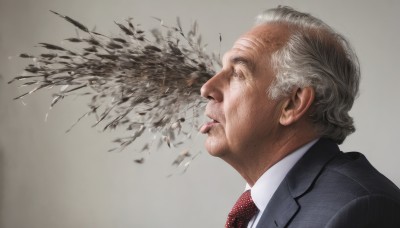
[256,138,400,228]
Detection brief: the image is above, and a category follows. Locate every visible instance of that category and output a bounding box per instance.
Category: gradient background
[1,0,399,227]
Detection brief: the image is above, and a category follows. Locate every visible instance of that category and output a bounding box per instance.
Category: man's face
[200,24,289,162]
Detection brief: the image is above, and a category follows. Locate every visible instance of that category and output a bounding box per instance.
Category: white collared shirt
[246,139,319,228]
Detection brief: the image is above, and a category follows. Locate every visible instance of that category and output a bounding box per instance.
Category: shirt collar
[246,139,319,212]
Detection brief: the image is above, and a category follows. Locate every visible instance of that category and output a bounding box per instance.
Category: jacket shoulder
[290,151,400,227]
[325,194,400,228]
[325,151,400,200]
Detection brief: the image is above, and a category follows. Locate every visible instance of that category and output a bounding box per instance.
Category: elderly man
[200,6,400,228]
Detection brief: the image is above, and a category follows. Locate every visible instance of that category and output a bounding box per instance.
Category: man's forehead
[236,23,289,54]
[222,36,266,65]
[220,24,289,69]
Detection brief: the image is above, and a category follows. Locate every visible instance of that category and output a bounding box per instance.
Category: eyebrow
[230,55,255,72]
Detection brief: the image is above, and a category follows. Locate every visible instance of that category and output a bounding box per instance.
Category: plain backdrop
[1,0,399,227]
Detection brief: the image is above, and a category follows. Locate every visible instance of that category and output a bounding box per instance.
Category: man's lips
[200,118,219,134]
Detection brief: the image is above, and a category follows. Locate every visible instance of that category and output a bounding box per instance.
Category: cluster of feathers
[9,11,220,167]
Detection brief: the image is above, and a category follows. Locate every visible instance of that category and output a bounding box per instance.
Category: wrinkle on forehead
[233,37,265,52]
[221,24,289,71]
[235,23,289,54]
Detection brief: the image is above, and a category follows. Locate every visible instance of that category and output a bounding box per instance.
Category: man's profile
[200,6,400,228]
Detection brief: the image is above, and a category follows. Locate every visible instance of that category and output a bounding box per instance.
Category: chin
[204,137,229,158]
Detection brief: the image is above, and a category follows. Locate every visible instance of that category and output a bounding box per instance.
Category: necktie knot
[225,190,259,228]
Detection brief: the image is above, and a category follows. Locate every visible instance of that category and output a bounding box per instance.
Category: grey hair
[256,6,360,144]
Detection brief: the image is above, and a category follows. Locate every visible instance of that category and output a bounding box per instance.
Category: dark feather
[50,10,89,33]
[114,21,134,35]
[39,43,65,51]
[19,53,34,58]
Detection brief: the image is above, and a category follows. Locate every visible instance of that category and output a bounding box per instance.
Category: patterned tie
[225,190,259,228]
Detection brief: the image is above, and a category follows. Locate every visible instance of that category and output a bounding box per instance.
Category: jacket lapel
[256,139,341,227]
[256,184,299,227]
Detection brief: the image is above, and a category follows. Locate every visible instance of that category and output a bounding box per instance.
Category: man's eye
[232,69,242,78]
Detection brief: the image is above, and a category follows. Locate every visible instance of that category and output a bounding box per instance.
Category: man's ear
[280,87,315,126]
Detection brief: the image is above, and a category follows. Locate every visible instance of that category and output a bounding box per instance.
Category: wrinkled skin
[200,24,293,181]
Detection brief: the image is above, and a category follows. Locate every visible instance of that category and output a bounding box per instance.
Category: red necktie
[225,190,259,228]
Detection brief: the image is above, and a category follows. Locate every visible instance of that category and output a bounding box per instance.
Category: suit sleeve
[325,194,400,228]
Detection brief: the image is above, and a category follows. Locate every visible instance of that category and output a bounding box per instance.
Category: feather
[50,10,89,33]
[10,12,220,167]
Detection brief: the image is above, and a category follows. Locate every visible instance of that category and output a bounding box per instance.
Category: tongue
[200,122,212,134]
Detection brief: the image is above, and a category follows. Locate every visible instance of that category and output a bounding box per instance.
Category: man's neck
[235,132,319,186]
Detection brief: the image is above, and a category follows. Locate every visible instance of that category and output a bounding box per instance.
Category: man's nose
[200,81,211,99]
[200,72,223,102]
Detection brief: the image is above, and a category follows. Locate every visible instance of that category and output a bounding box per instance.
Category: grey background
[0,0,399,227]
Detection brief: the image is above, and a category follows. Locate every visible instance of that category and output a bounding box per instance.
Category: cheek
[224,99,257,141]
[224,84,275,143]
[231,98,279,137]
